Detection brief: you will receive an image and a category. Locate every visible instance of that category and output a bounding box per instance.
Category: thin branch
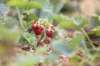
[16,7,25,30]
[81,28,95,49]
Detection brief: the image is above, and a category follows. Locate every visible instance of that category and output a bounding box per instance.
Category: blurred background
[0,0,100,16]
[0,0,100,66]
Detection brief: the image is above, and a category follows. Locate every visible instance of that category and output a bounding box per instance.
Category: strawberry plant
[0,0,100,66]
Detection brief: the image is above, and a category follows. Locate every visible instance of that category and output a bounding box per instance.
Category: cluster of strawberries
[32,20,55,46]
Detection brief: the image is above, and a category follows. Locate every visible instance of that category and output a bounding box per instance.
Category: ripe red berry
[32,21,44,35]
[46,26,55,38]
[46,30,53,38]
[35,26,44,35]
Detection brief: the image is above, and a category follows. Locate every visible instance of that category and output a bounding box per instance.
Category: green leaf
[74,16,89,28]
[28,1,42,9]
[91,16,100,27]
[7,0,42,9]
[87,26,100,36]
[54,15,88,30]
[54,15,77,29]
[35,0,49,5]
[8,0,27,8]
[52,40,73,56]
[91,26,100,36]
[50,0,67,13]
[19,32,36,46]
[70,55,81,63]
[67,34,85,50]
[51,34,85,56]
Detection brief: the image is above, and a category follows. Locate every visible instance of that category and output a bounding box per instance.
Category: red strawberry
[34,26,44,35]
[46,30,53,38]
[46,26,55,38]
[32,21,44,35]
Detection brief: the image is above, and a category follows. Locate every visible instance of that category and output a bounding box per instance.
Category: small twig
[16,7,25,30]
[81,28,95,49]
